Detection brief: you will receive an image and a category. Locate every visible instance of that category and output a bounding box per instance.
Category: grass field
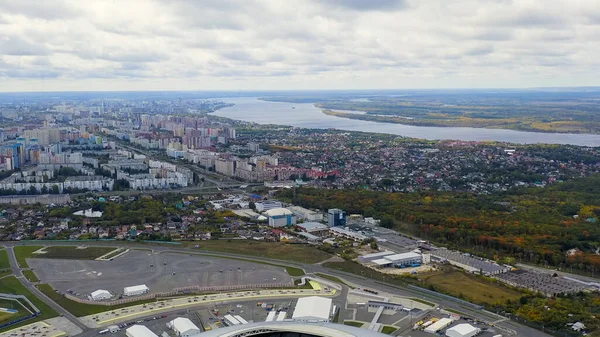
[0,276,58,332]
[13,246,42,268]
[186,241,332,264]
[314,273,356,289]
[343,321,364,327]
[33,246,116,260]
[99,248,124,260]
[381,326,397,334]
[0,270,11,279]
[322,261,406,286]
[36,284,155,317]
[419,270,523,305]
[22,270,39,283]
[0,249,9,270]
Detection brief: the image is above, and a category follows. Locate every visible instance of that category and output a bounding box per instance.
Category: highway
[0,241,552,337]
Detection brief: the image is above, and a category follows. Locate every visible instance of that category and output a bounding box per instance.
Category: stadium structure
[193,321,389,336]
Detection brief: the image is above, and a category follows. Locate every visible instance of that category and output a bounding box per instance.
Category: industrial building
[372,252,425,268]
[288,206,323,222]
[358,251,395,263]
[90,289,112,301]
[329,227,367,242]
[328,208,347,227]
[292,296,332,322]
[296,222,329,235]
[446,323,480,337]
[424,318,454,334]
[255,200,283,212]
[168,317,200,337]
[123,284,149,296]
[264,208,296,227]
[126,325,158,337]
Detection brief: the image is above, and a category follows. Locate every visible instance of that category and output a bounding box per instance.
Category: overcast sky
[0,0,598,92]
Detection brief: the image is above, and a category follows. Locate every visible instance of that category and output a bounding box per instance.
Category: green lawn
[13,246,42,268]
[381,326,397,334]
[187,241,332,264]
[0,249,10,270]
[36,284,155,317]
[22,270,40,283]
[285,267,305,277]
[99,248,124,260]
[0,276,58,332]
[409,298,435,307]
[0,270,11,279]
[343,321,364,327]
[419,270,522,305]
[0,298,28,324]
[33,246,116,260]
[314,273,355,289]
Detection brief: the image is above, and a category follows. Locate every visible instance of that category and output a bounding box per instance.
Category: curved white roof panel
[264,208,293,216]
[192,321,389,337]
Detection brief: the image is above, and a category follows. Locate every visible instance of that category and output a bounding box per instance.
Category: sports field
[0,276,58,332]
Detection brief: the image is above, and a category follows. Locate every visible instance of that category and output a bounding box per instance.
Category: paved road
[4,246,90,332]
[1,242,551,337]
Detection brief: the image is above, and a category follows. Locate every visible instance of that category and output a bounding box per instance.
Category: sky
[0,0,599,92]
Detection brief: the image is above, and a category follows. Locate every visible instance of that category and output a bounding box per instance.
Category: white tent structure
[90,289,112,301]
[124,284,149,296]
[425,318,453,334]
[126,325,158,337]
[292,296,332,322]
[446,323,480,337]
[169,317,200,337]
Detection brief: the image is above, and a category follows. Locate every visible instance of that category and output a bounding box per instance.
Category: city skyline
[0,0,599,92]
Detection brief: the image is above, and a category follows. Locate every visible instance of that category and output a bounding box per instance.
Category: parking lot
[28,250,292,297]
[496,270,592,296]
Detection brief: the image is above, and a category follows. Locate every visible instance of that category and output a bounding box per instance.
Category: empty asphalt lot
[28,250,292,296]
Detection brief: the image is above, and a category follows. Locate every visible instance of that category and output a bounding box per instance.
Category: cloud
[0,36,49,56]
[0,0,598,91]
[321,0,408,11]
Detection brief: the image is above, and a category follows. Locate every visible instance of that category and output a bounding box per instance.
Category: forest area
[277,174,600,274]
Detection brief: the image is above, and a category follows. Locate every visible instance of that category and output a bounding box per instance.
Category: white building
[446,323,480,337]
[255,200,283,212]
[287,206,323,222]
[126,325,158,337]
[292,296,332,322]
[168,317,200,337]
[425,318,453,334]
[64,176,114,191]
[264,208,296,227]
[329,227,367,241]
[90,289,112,301]
[358,251,395,263]
[123,284,149,296]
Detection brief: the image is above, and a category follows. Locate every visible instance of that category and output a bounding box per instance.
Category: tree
[249,201,256,210]
[370,241,378,250]
[28,186,37,195]
[50,185,60,194]
[41,185,48,194]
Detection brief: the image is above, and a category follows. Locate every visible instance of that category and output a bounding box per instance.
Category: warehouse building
[90,289,112,301]
[424,318,454,334]
[255,200,283,212]
[292,296,332,322]
[296,222,329,235]
[372,252,424,268]
[288,206,323,222]
[126,325,158,337]
[446,323,480,337]
[358,251,395,263]
[264,208,296,227]
[168,317,200,337]
[123,284,149,296]
[329,227,367,241]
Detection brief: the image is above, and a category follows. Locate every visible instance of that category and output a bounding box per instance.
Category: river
[213,97,600,146]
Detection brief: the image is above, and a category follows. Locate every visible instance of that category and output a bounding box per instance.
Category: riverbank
[321,109,597,135]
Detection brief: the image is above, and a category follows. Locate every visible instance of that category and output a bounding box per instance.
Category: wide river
[214,97,600,146]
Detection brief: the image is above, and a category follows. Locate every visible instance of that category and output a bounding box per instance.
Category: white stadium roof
[292,296,332,321]
[264,208,293,216]
[192,321,389,337]
[126,325,158,337]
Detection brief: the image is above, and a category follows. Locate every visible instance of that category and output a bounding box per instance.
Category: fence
[64,282,295,306]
